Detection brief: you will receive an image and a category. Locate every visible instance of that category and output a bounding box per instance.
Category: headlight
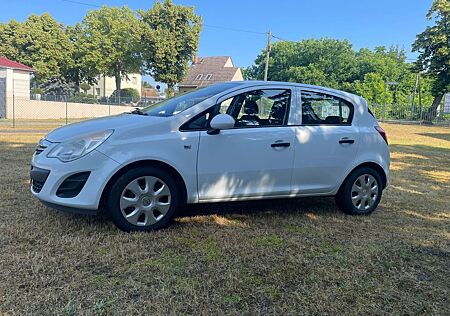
[47,130,113,162]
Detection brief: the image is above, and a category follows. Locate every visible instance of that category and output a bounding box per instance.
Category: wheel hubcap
[351,174,378,211]
[120,176,171,226]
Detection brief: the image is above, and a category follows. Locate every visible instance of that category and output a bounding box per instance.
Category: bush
[80,83,91,94]
[31,87,43,94]
[111,88,140,102]
[68,92,98,104]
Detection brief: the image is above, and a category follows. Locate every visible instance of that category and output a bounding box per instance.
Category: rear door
[291,89,360,194]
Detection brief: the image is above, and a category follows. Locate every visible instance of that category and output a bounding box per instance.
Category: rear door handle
[271,142,290,148]
[339,138,355,144]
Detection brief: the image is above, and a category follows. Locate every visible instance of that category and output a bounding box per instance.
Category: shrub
[68,92,98,104]
[111,88,140,102]
[31,87,43,94]
[80,83,91,94]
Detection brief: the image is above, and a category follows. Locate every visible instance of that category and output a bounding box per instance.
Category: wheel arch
[339,162,387,193]
[100,159,188,208]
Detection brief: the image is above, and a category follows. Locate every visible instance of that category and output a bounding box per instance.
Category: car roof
[228,80,363,102]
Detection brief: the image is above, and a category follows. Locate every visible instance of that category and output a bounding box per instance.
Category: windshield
[143,82,242,117]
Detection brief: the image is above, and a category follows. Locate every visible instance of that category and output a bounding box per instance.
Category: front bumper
[30,148,122,212]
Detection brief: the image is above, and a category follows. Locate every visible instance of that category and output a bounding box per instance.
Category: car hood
[45,114,167,142]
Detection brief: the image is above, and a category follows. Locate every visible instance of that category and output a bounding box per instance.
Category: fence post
[12,94,15,128]
[65,95,68,125]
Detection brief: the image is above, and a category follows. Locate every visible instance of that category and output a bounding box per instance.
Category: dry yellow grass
[0,122,449,315]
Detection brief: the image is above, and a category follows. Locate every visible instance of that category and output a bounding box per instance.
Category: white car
[31,81,390,231]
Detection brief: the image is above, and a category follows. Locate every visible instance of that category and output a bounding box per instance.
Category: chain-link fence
[0,94,165,129]
[1,93,449,130]
[371,102,450,126]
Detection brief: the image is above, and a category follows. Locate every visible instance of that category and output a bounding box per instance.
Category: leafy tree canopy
[79,6,142,92]
[0,13,73,81]
[412,0,449,96]
[138,0,202,95]
[246,38,435,107]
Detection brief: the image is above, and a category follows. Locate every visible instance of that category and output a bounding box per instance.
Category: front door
[196,88,295,201]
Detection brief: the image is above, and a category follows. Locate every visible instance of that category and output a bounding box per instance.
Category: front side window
[219,89,291,127]
[143,82,240,117]
[301,91,354,125]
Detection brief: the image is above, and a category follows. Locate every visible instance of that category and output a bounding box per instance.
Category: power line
[60,0,101,8]
[59,0,267,36]
[271,35,293,42]
[203,24,266,35]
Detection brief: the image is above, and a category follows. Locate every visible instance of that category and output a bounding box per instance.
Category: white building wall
[91,74,142,98]
[1,67,32,118]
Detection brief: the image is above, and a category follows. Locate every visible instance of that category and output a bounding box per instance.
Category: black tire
[335,167,383,215]
[106,166,180,232]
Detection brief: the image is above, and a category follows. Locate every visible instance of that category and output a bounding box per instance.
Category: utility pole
[411,72,419,118]
[264,30,271,81]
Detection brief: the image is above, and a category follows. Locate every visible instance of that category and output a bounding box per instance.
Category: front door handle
[271,142,291,148]
[339,138,355,144]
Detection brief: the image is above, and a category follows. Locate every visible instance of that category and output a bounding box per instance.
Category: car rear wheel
[335,167,383,215]
[107,167,180,231]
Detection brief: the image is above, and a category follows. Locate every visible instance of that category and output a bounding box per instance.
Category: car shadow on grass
[417,132,450,142]
[178,196,339,219]
[51,196,340,231]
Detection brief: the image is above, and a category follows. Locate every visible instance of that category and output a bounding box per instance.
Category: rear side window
[301,91,354,125]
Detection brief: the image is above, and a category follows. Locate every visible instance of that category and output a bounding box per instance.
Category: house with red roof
[178,56,243,93]
[0,57,34,118]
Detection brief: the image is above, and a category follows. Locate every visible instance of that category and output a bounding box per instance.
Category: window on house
[205,74,213,80]
[95,88,101,96]
[132,77,137,84]
[195,74,203,80]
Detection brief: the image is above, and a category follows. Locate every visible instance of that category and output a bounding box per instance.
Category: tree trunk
[166,84,175,98]
[74,75,80,93]
[424,94,443,122]
[115,71,121,104]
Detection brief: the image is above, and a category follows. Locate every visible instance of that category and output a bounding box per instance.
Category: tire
[106,166,180,232]
[335,167,383,215]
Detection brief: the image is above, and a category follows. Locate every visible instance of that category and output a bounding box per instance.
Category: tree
[246,38,357,89]
[142,81,154,88]
[139,0,202,96]
[111,88,140,102]
[412,0,449,120]
[39,75,74,95]
[0,14,72,82]
[247,39,436,117]
[80,83,91,94]
[79,6,142,97]
[63,24,102,91]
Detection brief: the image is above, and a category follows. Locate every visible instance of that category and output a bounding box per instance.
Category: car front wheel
[107,167,180,231]
[335,167,383,215]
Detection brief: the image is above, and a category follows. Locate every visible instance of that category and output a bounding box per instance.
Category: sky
[0,0,434,86]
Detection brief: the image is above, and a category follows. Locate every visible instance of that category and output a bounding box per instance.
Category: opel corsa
[30,81,390,231]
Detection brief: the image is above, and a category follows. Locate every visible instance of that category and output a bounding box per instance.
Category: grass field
[0,123,449,315]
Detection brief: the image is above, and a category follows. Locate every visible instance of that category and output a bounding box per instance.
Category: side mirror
[208,114,235,134]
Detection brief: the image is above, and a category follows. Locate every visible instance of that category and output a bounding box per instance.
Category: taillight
[375,126,388,145]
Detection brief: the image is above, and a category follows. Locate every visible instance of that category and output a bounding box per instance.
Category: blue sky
[0,0,433,86]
